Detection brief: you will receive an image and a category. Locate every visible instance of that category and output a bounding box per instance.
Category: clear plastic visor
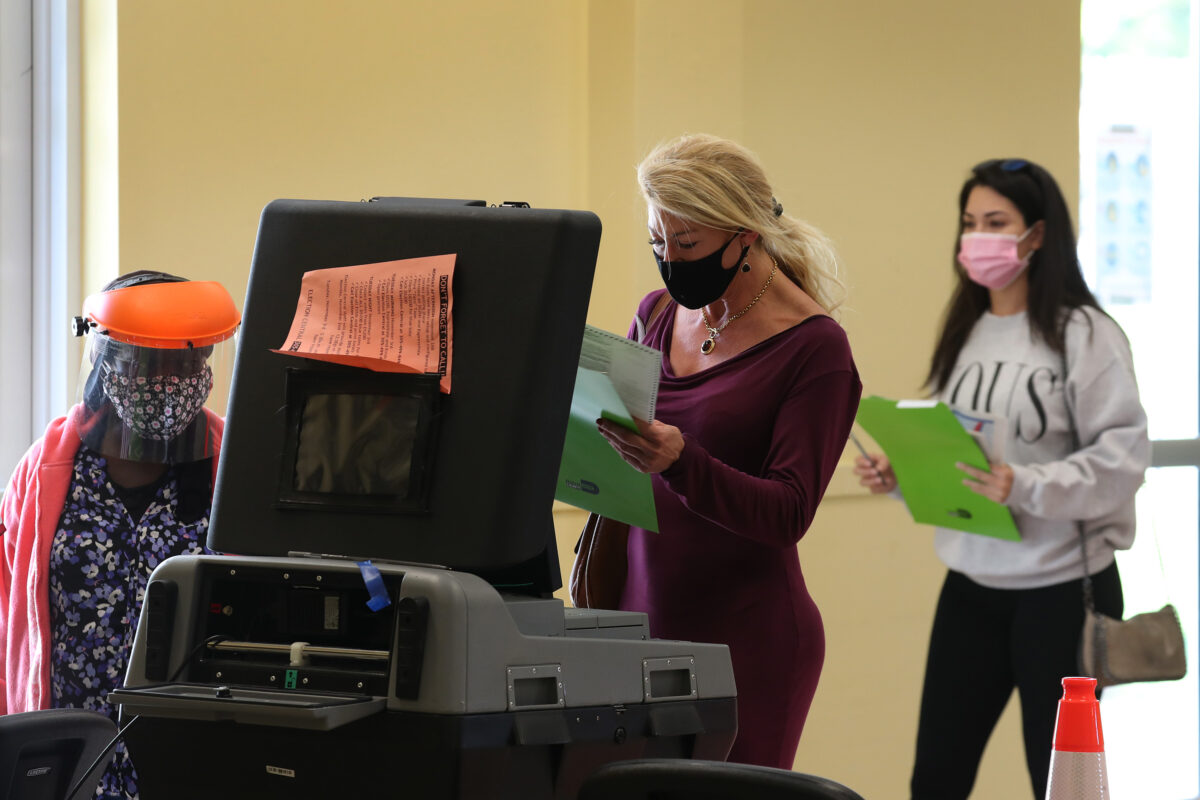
[73,332,236,463]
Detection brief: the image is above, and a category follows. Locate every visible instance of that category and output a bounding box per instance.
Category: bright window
[1080,1,1199,796]
[0,0,80,480]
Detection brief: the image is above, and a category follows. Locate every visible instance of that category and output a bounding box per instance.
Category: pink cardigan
[0,405,222,713]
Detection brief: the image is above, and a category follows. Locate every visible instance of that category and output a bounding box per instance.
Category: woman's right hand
[854,453,897,494]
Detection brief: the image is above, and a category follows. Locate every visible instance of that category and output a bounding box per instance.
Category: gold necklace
[699,258,777,355]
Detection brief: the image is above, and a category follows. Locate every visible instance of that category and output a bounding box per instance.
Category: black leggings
[910,563,1123,800]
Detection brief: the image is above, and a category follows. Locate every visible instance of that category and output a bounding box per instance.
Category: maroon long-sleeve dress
[619,289,861,769]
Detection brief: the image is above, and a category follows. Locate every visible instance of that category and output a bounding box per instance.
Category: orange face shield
[75,281,241,348]
[73,280,241,463]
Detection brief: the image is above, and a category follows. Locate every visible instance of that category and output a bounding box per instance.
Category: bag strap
[1061,344,1171,614]
[1077,525,1096,612]
[632,291,672,345]
[1060,346,1104,617]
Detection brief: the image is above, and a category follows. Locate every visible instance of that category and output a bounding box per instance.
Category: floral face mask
[100,364,213,441]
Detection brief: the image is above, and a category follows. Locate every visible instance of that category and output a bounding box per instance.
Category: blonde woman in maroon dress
[597,134,862,768]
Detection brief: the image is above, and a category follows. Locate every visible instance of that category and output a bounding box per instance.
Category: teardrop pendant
[700,337,716,355]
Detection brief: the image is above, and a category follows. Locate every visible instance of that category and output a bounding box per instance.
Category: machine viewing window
[277,369,440,513]
[295,393,420,495]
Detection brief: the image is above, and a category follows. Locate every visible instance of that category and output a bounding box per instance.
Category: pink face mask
[957,229,1035,289]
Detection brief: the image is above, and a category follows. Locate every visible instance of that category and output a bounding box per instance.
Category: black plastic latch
[392,595,430,700]
[143,580,178,681]
[648,703,705,737]
[513,710,571,745]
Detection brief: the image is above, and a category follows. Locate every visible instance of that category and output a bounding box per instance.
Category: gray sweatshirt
[932,306,1150,589]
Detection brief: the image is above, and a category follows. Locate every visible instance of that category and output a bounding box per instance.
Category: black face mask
[654,230,750,309]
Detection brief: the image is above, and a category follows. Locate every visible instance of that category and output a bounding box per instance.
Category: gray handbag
[1076,528,1187,690]
[1063,350,1186,689]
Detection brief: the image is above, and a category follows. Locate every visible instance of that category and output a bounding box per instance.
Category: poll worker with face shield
[0,270,240,798]
[595,134,862,769]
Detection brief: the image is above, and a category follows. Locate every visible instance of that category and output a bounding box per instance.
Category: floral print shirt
[49,448,210,800]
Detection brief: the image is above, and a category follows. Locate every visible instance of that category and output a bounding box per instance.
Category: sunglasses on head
[978,158,1030,173]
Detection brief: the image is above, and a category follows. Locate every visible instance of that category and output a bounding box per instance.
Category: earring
[741,263,751,273]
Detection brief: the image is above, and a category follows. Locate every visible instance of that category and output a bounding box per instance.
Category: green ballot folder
[855,395,1019,540]
[555,367,659,531]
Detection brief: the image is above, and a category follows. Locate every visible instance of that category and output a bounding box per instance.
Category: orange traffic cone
[1045,676,1109,799]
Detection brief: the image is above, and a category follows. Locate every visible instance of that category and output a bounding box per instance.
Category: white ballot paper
[577,324,661,422]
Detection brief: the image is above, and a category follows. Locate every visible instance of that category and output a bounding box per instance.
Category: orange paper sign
[274,254,455,392]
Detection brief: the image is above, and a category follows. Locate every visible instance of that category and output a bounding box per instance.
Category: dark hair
[101,269,188,292]
[925,159,1105,393]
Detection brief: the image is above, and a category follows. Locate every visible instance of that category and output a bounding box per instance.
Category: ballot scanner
[110,198,737,799]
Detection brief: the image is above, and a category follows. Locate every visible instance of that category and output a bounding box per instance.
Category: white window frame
[0,0,79,477]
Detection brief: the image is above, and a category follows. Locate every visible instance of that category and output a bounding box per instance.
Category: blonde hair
[637,133,845,314]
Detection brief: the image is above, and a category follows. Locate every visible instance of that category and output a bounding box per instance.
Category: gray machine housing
[112,555,737,798]
[118,555,735,718]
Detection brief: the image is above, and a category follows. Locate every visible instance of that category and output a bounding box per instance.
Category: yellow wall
[91,1,1081,797]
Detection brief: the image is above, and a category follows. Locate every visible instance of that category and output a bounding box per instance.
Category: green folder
[855,395,1019,540]
[555,366,659,531]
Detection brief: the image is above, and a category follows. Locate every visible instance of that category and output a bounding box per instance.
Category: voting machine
[110,198,737,799]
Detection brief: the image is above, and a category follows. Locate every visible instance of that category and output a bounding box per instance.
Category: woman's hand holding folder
[956,460,1014,504]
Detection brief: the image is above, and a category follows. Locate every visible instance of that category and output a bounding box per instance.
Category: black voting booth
[110,198,737,799]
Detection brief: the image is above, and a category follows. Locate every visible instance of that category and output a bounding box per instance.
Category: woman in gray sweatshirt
[855,158,1149,800]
